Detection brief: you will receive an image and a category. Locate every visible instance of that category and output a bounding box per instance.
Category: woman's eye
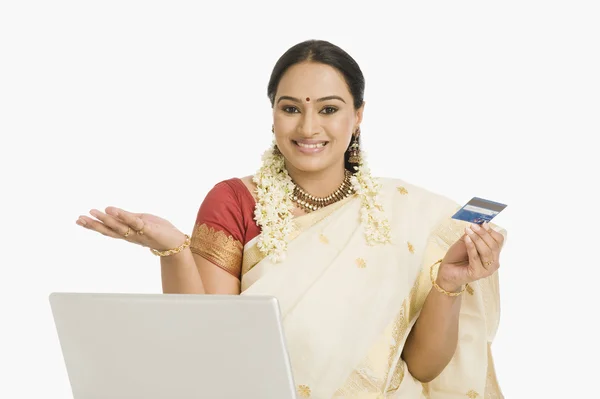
[283,106,299,113]
[321,106,338,114]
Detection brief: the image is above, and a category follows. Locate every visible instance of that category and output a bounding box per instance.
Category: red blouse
[189,179,260,278]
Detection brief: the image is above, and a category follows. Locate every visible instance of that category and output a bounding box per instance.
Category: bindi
[305,97,311,103]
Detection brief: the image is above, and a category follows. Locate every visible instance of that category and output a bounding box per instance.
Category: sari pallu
[240,178,506,399]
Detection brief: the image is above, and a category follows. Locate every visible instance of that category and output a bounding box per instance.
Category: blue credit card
[451,197,507,224]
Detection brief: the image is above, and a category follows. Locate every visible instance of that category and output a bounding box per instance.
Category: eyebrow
[276,95,346,104]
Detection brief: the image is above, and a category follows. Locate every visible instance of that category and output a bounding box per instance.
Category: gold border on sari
[334,274,424,397]
[334,211,469,397]
[190,223,243,277]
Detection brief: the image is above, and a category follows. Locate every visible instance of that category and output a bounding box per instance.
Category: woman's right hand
[76,207,188,251]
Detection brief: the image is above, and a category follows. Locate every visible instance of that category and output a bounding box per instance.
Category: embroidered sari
[190,177,506,399]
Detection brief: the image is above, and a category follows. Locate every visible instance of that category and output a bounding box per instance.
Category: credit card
[451,197,507,224]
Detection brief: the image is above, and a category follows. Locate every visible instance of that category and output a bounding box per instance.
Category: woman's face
[272,62,363,175]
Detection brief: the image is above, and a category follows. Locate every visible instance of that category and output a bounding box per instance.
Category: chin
[286,158,330,174]
[281,153,332,174]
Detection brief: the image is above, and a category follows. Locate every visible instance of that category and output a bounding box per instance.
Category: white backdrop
[1,1,599,398]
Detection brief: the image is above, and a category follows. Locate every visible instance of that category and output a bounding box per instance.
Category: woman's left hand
[436,222,505,292]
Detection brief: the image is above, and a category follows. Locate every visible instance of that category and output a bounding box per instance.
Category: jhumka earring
[348,127,361,165]
[272,125,282,155]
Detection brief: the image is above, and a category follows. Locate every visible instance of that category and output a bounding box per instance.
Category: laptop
[49,293,298,399]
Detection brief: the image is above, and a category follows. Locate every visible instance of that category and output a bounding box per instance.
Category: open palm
[77,207,187,251]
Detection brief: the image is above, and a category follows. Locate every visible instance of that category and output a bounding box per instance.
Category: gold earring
[348,133,361,165]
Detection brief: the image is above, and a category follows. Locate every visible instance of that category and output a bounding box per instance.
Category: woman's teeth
[295,142,327,148]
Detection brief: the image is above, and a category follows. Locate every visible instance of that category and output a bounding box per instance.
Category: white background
[1,1,599,398]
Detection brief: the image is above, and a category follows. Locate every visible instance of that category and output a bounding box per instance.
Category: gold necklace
[291,170,355,213]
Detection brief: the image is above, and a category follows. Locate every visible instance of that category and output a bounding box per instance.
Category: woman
[77,40,507,398]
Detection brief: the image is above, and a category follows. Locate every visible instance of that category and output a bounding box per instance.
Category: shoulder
[201,177,255,204]
[377,176,459,211]
[194,175,259,241]
[196,177,255,221]
[238,176,258,201]
[374,176,463,237]
[207,177,247,196]
[377,176,508,241]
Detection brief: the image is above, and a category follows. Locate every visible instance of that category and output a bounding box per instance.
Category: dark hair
[267,39,365,109]
[267,40,365,172]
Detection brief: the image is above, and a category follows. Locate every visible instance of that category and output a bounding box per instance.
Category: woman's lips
[292,140,329,154]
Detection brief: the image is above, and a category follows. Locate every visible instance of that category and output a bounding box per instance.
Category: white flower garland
[349,149,392,246]
[252,143,391,262]
[252,146,296,262]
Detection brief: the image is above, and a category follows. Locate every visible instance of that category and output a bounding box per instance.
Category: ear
[355,101,365,129]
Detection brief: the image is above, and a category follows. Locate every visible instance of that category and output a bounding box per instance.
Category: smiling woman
[77,39,508,398]
[273,67,358,183]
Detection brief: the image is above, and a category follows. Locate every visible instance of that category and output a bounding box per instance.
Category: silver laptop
[49,293,297,399]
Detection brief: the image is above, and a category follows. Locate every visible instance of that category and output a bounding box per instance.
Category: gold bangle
[429,259,467,297]
[150,235,191,257]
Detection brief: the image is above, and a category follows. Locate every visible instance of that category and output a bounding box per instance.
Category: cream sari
[240,178,506,399]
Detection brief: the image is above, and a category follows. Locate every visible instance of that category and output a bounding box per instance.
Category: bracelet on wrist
[150,235,191,257]
[429,259,467,297]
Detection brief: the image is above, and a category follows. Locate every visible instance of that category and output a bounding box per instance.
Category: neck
[285,161,347,198]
